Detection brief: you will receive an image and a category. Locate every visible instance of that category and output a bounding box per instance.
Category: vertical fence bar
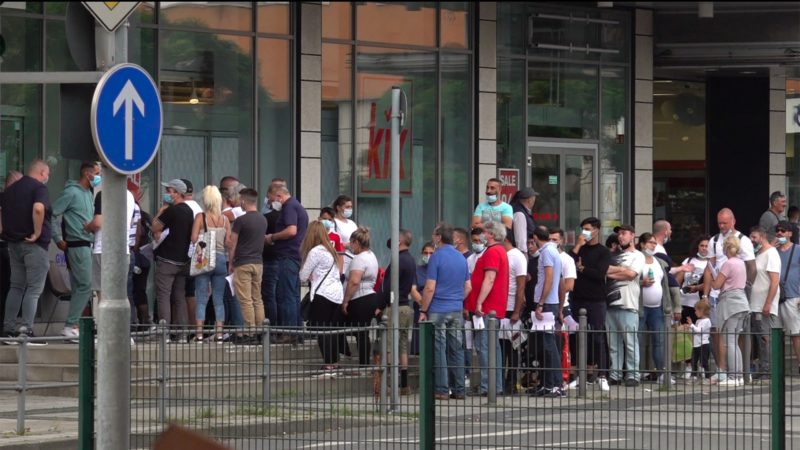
[16,332,27,436]
[578,309,587,398]
[380,319,388,413]
[79,317,95,449]
[157,320,167,424]
[262,319,271,403]
[771,327,784,450]
[663,313,672,390]
[419,321,434,450]
[487,311,498,405]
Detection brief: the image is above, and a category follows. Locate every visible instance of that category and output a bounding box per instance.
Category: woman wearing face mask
[332,195,358,247]
[638,232,674,383]
[676,236,710,324]
[341,227,380,365]
[318,207,344,252]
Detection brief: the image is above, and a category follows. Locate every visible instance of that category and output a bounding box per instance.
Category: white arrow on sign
[112,80,145,161]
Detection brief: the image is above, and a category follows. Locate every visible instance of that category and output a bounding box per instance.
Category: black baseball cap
[180,179,193,194]
[776,220,792,232]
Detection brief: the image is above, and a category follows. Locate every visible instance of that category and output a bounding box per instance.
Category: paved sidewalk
[0,395,78,449]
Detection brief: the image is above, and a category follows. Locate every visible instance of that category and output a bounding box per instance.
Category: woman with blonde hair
[190,185,231,342]
[341,227,380,365]
[300,221,344,369]
[708,235,750,386]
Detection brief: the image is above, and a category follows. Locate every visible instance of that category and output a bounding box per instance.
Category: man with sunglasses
[775,221,800,373]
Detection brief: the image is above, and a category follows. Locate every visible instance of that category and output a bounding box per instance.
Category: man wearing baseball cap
[151,179,195,339]
[759,191,787,243]
[511,187,539,256]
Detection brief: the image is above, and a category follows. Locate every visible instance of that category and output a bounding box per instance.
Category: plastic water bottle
[647,267,654,279]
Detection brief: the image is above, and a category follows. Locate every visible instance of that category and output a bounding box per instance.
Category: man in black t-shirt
[229,188,268,343]
[261,180,285,325]
[152,179,194,336]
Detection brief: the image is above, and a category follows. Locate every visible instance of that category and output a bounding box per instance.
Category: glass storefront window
[0,85,41,186]
[321,43,354,207]
[528,62,599,139]
[159,30,254,189]
[441,53,472,227]
[599,67,628,236]
[257,38,293,191]
[322,1,352,40]
[786,78,800,212]
[0,16,43,72]
[0,2,41,14]
[440,2,471,50]
[45,20,79,71]
[497,56,526,172]
[355,46,437,261]
[160,2,253,32]
[257,2,291,35]
[496,2,527,55]
[356,2,436,48]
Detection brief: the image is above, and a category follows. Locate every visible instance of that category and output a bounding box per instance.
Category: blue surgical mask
[778,237,788,245]
[486,194,497,203]
[472,243,485,254]
[480,234,488,245]
[344,208,353,219]
[163,193,174,205]
[754,244,762,253]
[581,229,593,240]
[91,175,102,188]
[532,250,541,258]
[644,249,655,256]
[321,219,334,231]
[421,255,430,265]
[271,201,282,212]
[696,252,707,259]
[262,198,271,213]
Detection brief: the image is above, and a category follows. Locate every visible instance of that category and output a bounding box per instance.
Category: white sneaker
[464,376,471,389]
[657,374,676,385]
[61,327,79,338]
[567,378,579,390]
[718,378,742,387]
[597,377,610,392]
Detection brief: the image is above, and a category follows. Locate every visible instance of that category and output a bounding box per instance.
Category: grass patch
[195,407,215,419]
[234,405,282,417]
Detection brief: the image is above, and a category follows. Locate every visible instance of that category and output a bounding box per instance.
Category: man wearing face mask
[467,227,486,275]
[151,179,195,339]
[510,187,538,256]
[747,226,781,378]
[261,183,284,325]
[569,217,612,391]
[472,178,514,230]
[605,224,645,387]
[775,221,800,373]
[51,161,100,340]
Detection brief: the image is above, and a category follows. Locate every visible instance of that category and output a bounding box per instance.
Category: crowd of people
[2,161,800,398]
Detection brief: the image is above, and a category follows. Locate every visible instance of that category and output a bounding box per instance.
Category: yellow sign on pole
[82,1,140,32]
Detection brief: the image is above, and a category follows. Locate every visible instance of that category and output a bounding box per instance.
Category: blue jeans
[276,257,300,327]
[474,319,503,394]
[3,243,49,332]
[606,307,640,381]
[194,253,227,323]
[223,283,243,328]
[640,306,665,371]
[541,304,562,389]
[261,259,279,325]
[428,311,466,396]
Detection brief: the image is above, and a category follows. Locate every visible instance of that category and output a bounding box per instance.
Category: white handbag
[189,213,216,277]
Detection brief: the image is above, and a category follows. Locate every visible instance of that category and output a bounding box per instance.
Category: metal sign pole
[96,24,131,449]
[390,86,402,409]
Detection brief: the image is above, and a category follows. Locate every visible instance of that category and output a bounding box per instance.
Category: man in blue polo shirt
[419,222,471,401]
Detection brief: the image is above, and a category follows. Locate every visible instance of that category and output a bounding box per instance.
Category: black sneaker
[609,378,622,386]
[545,387,567,398]
[529,386,549,397]
[624,378,640,387]
[22,330,47,347]
[234,335,259,346]
[2,331,19,345]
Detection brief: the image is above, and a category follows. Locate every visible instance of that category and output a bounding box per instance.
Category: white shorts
[780,298,800,335]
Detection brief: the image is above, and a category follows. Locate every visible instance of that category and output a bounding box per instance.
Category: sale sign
[498,168,519,203]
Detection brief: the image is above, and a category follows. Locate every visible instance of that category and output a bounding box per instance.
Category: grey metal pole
[663,312,672,390]
[380,319,388,413]
[96,25,131,449]
[16,333,27,436]
[578,309,587,398]
[158,320,167,425]
[389,86,402,409]
[487,311,498,405]
[263,319,271,403]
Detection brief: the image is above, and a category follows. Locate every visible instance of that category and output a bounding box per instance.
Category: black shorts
[185,277,196,297]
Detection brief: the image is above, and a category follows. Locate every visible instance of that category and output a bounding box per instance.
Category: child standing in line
[687,299,712,383]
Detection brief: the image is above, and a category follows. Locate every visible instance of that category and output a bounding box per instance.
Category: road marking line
[535,438,628,447]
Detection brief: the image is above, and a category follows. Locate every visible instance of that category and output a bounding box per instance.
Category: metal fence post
[262,319,271,403]
[487,311,498,405]
[79,317,95,449]
[419,321,434,450]
[771,327,785,450]
[663,312,672,390]
[16,330,28,436]
[578,309,587,398]
[742,315,752,385]
[380,317,388,413]
[157,320,167,425]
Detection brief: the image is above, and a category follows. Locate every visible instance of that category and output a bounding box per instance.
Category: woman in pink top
[708,235,750,386]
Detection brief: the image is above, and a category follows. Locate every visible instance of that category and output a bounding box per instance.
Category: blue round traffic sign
[91,63,162,175]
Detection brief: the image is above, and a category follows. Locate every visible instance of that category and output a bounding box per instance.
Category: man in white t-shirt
[604,224,645,386]
[502,234,527,394]
[85,186,135,301]
[653,220,671,256]
[747,226,781,377]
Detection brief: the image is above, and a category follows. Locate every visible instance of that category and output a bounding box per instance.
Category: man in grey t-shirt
[759,191,787,243]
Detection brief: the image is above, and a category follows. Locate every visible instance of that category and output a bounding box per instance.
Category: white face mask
[644,249,655,256]
[581,229,593,241]
[271,201,282,212]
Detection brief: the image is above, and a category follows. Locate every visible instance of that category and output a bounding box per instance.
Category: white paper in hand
[530,311,556,331]
[464,321,474,349]
[226,274,236,296]
[563,315,580,332]
[472,316,485,330]
[499,318,512,340]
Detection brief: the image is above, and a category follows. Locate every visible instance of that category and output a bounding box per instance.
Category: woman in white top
[341,227,379,365]
[638,232,671,375]
[190,186,231,342]
[332,195,358,246]
[676,237,710,323]
[300,221,344,368]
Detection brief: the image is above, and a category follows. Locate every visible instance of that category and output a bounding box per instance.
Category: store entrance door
[527,142,598,246]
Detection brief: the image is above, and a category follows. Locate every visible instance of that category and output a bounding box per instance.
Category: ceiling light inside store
[681,136,690,142]
[189,79,199,105]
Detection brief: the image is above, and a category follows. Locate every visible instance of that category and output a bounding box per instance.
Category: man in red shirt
[465,221,508,395]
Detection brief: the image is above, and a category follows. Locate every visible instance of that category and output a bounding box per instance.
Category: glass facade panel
[497,56,526,172]
[787,78,800,212]
[0,2,41,14]
[496,2,526,55]
[599,67,627,234]
[257,38,293,191]
[0,85,41,186]
[440,2,471,50]
[356,2,436,48]
[257,2,290,35]
[45,20,79,71]
[441,53,472,227]
[321,43,354,207]
[322,1,352,40]
[0,16,43,71]
[159,2,253,32]
[159,30,255,188]
[355,46,437,261]
[528,62,599,139]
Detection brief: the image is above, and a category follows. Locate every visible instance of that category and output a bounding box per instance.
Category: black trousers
[307,294,342,365]
[691,343,711,378]
[570,300,609,375]
[343,293,379,365]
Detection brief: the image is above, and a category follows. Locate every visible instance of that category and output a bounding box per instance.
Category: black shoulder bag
[300,261,335,321]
